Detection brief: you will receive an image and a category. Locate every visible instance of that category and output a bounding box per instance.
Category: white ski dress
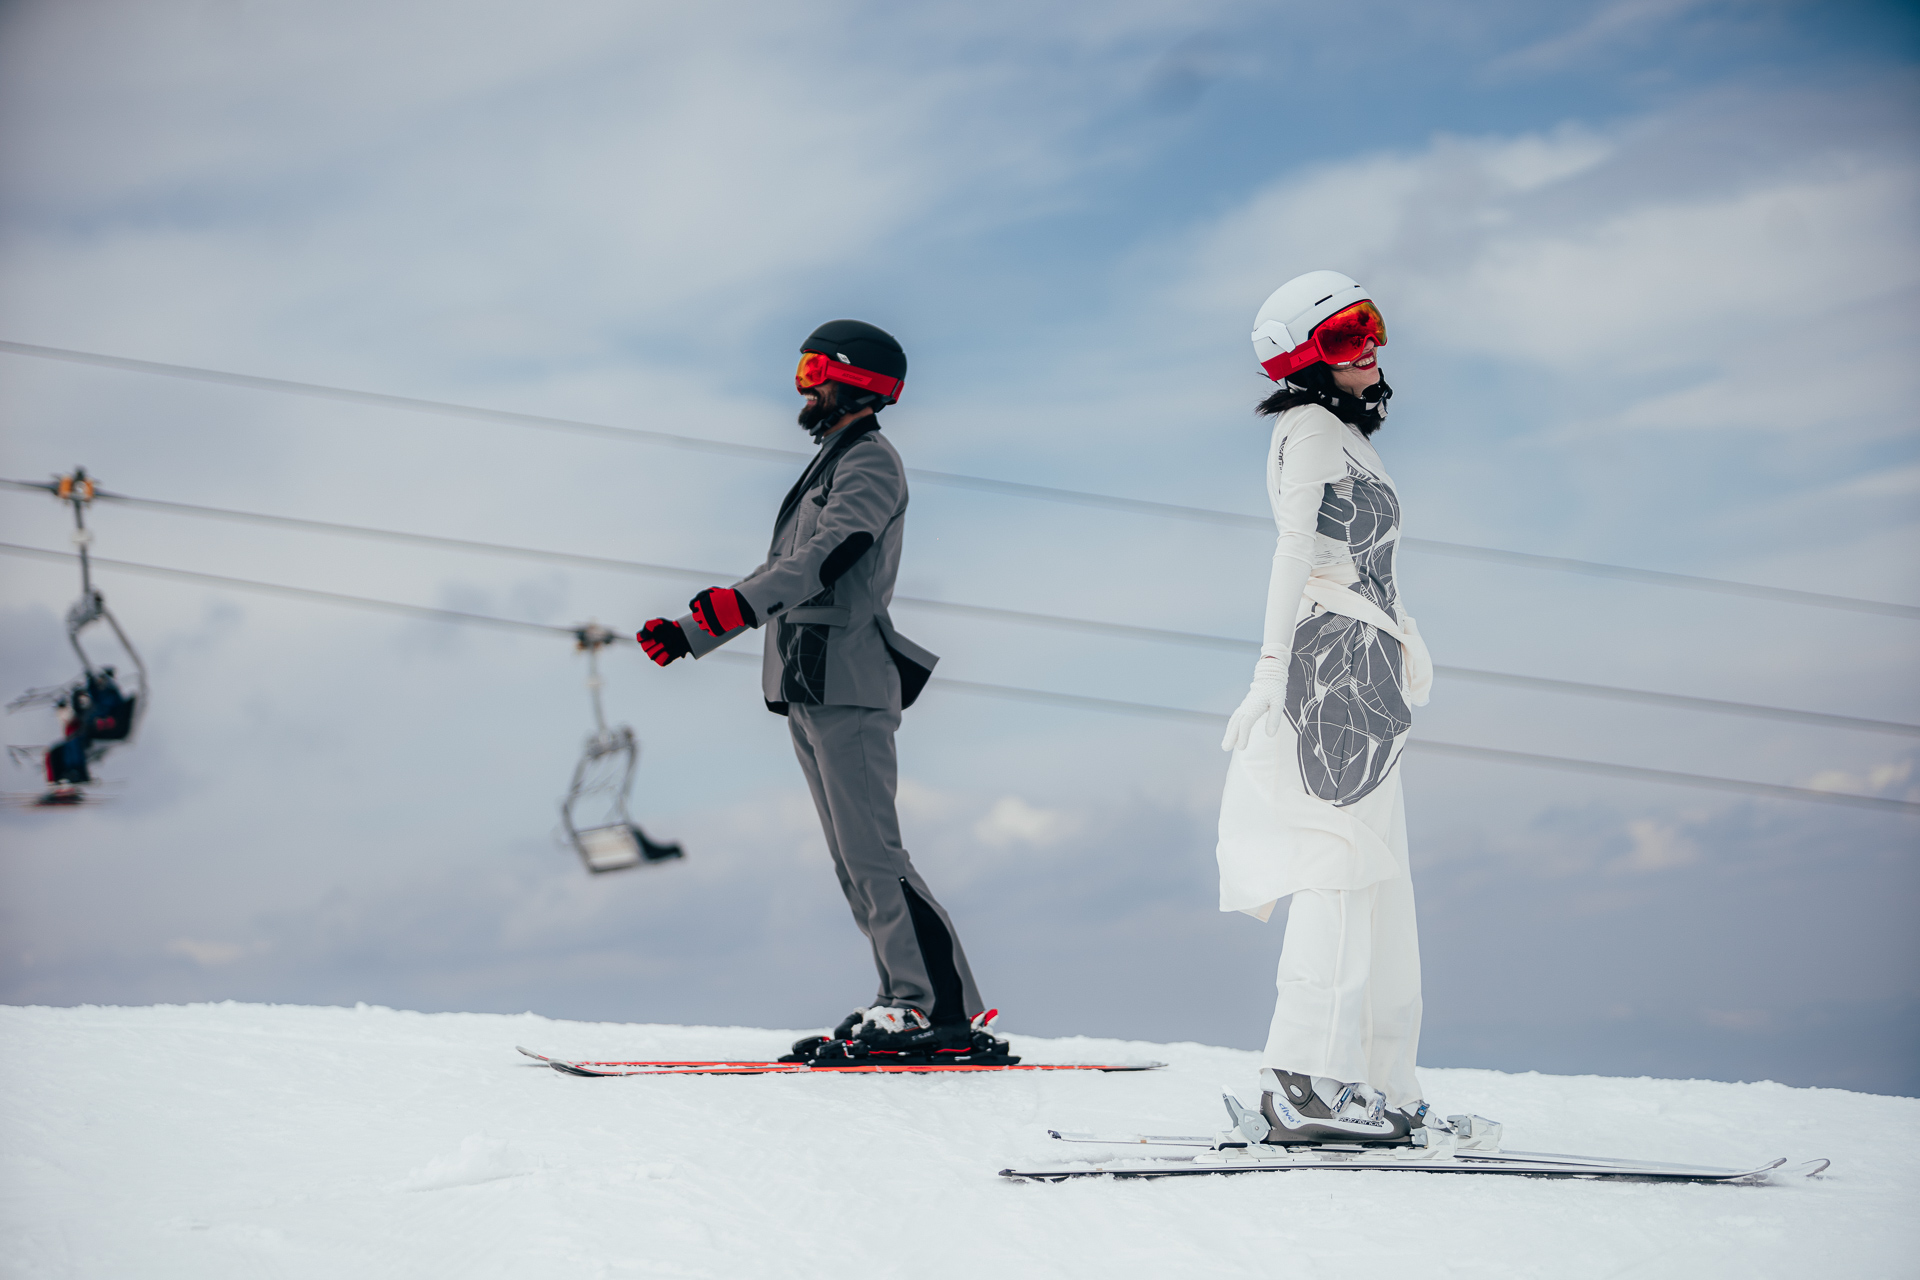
[1217,403,1430,916]
[1215,403,1432,1103]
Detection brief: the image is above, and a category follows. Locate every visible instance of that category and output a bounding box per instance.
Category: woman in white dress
[1217,270,1435,1145]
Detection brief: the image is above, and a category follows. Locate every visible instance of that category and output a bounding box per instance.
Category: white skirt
[1216,712,1407,921]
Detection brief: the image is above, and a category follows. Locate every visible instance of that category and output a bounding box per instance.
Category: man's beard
[797,389,838,433]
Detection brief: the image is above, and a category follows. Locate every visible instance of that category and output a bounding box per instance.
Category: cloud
[972,796,1081,849]
[897,779,967,826]
[0,0,1247,383]
[1465,164,1919,410]
[1170,125,1617,323]
[1702,1007,1772,1031]
[165,938,250,967]
[1492,0,1712,75]
[1804,758,1916,800]
[1616,818,1699,873]
[1169,85,1920,439]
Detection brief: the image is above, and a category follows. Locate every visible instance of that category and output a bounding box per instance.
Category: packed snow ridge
[3,1002,1912,1279]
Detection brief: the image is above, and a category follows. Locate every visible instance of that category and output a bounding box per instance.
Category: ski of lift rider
[559,623,683,874]
[3,468,147,807]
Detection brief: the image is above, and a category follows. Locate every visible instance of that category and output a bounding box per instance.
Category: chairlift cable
[1,540,1913,818]
[3,340,1913,619]
[0,538,572,637]
[0,476,731,588]
[869,664,1920,818]
[5,479,1910,738]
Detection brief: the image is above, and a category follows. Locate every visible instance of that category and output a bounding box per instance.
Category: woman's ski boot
[1257,1068,1419,1145]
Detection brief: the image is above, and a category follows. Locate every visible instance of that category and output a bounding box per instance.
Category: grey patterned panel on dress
[1314,468,1400,614]
[1286,609,1409,805]
[1280,448,1410,806]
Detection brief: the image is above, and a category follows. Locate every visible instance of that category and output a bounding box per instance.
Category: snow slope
[2,1003,1912,1280]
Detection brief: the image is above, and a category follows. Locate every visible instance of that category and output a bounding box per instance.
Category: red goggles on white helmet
[1254,299,1385,381]
[1250,270,1387,382]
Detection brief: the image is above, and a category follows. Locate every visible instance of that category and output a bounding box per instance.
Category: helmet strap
[1283,363,1392,436]
[798,382,883,443]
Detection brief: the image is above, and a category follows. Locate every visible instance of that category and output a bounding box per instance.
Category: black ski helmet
[799,319,907,414]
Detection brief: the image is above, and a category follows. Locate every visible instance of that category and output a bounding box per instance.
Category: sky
[0,0,1916,1094]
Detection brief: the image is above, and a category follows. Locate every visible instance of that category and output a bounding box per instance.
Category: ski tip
[514,1045,549,1063]
[999,1168,1062,1182]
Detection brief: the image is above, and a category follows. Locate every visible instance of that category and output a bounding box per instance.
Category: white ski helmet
[1250,270,1385,382]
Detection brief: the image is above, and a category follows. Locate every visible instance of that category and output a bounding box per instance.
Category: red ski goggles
[795,351,903,402]
[1260,299,1388,380]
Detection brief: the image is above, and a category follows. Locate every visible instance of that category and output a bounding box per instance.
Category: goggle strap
[798,352,902,400]
[823,363,902,399]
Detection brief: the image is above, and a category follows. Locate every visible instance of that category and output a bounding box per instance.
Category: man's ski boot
[1257,1068,1418,1145]
[809,1006,966,1063]
[778,1008,869,1063]
[807,1007,1021,1066]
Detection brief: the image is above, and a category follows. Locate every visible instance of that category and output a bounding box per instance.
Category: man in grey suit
[638,320,1010,1065]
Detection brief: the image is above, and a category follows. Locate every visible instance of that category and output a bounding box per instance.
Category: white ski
[1001,1089,1829,1183]
[1002,1148,1817,1182]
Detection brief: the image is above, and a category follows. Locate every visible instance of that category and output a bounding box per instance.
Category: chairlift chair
[559,623,683,874]
[4,469,147,805]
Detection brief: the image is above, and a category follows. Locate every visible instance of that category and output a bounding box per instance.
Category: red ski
[515,1046,1164,1076]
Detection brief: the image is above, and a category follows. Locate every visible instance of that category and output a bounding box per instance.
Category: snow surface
[2,1003,1913,1280]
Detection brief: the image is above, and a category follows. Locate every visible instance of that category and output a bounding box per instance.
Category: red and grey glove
[638,617,692,666]
[690,587,757,636]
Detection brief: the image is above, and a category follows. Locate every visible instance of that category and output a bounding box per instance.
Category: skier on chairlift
[44,693,92,792]
[637,320,1013,1066]
[41,666,135,790]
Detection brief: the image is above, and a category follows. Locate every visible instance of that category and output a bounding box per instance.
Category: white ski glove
[1222,655,1289,751]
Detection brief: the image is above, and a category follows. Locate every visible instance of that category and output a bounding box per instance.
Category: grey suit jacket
[674,419,938,714]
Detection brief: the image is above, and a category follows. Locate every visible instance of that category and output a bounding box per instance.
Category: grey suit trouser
[787,703,983,1025]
